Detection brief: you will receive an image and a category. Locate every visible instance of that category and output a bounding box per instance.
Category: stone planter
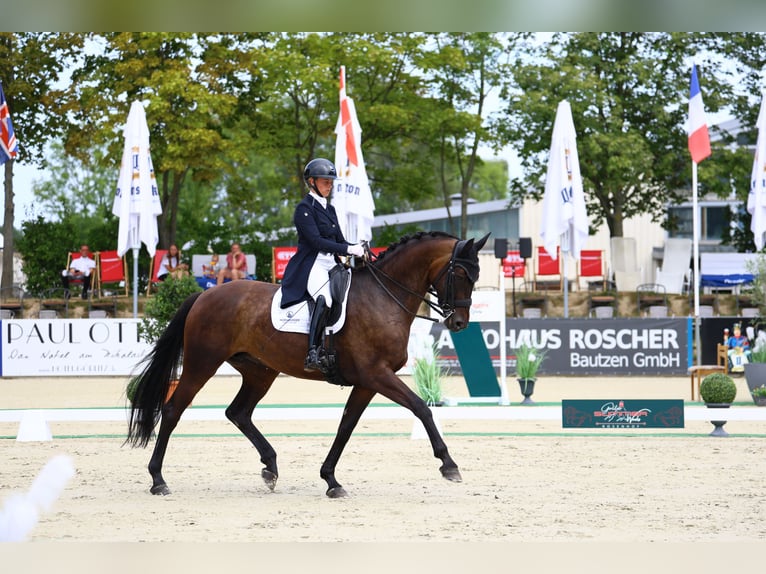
[705,403,731,437]
[744,363,766,405]
[517,378,536,405]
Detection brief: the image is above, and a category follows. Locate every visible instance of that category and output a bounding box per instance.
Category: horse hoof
[150,483,171,495]
[261,469,278,491]
[326,486,347,498]
[441,467,462,483]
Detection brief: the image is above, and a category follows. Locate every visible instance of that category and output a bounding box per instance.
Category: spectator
[157,244,189,281]
[217,243,248,285]
[61,244,97,299]
[202,253,221,279]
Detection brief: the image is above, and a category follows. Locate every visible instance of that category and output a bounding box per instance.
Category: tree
[0,32,84,290]
[62,33,254,248]
[503,32,732,238]
[416,33,516,237]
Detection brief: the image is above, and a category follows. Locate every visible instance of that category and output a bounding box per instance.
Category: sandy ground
[1,373,765,570]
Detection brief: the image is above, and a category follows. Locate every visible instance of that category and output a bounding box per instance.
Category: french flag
[688,64,711,164]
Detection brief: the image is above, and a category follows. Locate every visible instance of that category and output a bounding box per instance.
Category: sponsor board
[0,319,238,377]
[420,317,691,376]
[562,399,685,429]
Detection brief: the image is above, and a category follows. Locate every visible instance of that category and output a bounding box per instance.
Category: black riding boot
[305,295,330,372]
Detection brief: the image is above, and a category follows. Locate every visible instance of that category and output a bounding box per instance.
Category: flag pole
[692,160,701,366]
[132,247,139,318]
[498,262,509,405]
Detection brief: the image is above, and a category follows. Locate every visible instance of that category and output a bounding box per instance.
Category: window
[668,204,735,243]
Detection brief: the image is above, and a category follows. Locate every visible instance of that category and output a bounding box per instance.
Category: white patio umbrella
[333,66,375,243]
[112,100,162,317]
[540,100,588,318]
[748,92,766,252]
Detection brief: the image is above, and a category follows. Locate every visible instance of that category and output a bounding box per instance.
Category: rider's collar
[309,191,327,209]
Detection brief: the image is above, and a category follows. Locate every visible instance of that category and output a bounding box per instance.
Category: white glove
[347,244,365,257]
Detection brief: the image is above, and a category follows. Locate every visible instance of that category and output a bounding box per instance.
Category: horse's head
[431,233,490,332]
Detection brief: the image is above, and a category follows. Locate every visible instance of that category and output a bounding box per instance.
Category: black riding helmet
[303,158,338,183]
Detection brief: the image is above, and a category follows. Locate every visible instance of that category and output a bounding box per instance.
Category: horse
[126,231,490,498]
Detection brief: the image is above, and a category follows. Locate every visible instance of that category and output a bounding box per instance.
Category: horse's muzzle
[445,312,469,332]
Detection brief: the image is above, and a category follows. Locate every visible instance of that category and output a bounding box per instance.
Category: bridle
[363,239,479,323]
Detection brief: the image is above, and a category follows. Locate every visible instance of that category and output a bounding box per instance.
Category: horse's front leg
[375,372,461,483]
[320,386,376,498]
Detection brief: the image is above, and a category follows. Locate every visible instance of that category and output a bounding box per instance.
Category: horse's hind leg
[147,388,195,495]
[320,386,376,498]
[225,365,280,491]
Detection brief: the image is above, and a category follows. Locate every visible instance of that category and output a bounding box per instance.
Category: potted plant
[413,342,445,407]
[750,384,766,407]
[744,344,766,403]
[514,343,546,405]
[699,372,737,437]
[127,274,202,404]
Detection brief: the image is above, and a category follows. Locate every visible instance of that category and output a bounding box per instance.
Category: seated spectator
[217,243,247,285]
[157,244,189,281]
[202,253,221,279]
[61,244,97,299]
[726,322,752,373]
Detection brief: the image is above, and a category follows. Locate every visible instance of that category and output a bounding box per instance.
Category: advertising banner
[422,317,692,376]
[562,399,685,429]
[0,319,238,377]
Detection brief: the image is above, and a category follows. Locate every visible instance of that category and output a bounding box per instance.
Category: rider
[280,158,365,372]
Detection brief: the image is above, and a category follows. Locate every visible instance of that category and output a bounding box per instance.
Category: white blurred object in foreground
[0,454,75,541]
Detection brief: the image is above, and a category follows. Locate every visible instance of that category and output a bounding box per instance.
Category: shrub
[700,372,737,404]
[139,274,202,343]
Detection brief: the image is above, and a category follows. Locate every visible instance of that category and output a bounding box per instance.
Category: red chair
[502,250,526,279]
[577,249,607,291]
[97,250,129,297]
[534,246,562,291]
[147,249,168,295]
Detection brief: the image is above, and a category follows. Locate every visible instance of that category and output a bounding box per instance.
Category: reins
[362,239,476,323]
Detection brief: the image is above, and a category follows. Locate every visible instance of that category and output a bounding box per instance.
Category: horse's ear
[474,233,490,253]
[458,238,474,257]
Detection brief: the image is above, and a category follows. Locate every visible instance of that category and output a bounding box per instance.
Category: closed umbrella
[540,100,588,318]
[112,101,162,317]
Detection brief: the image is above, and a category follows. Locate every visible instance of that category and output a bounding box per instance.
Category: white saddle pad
[270,271,352,334]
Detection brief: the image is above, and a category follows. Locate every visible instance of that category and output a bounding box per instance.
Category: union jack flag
[0,82,19,164]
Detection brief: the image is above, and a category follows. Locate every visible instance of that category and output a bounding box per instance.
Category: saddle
[310,264,352,385]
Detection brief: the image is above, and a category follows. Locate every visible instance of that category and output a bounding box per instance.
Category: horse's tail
[125,292,203,448]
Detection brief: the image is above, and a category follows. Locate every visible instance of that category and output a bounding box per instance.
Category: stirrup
[304,347,325,372]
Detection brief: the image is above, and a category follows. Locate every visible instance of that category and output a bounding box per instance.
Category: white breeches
[307,253,336,306]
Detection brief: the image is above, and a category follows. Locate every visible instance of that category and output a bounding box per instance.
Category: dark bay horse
[126,231,489,497]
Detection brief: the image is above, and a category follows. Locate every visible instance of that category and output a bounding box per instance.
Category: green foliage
[17,213,126,296]
[751,384,766,398]
[17,216,77,295]
[514,343,546,380]
[413,343,444,406]
[505,32,717,238]
[139,275,202,344]
[743,254,766,327]
[750,347,766,364]
[700,372,737,404]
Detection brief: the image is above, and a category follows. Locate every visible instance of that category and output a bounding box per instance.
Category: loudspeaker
[519,237,532,259]
[493,238,508,259]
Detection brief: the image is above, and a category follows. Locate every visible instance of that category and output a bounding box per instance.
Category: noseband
[428,238,480,318]
[365,239,478,323]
